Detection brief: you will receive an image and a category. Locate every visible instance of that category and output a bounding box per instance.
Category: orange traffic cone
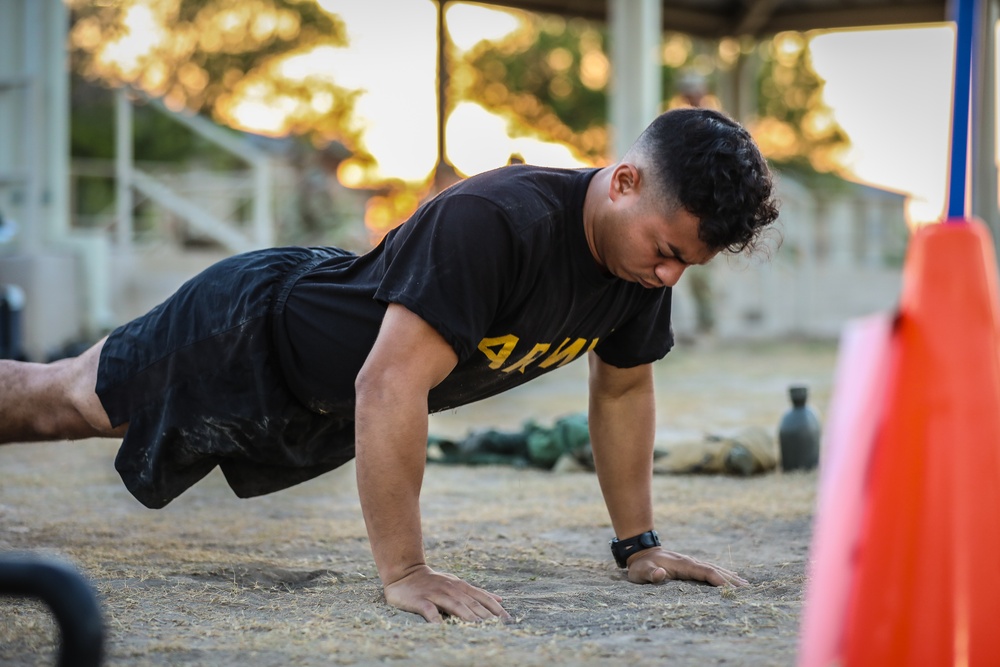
[797,311,894,667]
[799,218,1000,665]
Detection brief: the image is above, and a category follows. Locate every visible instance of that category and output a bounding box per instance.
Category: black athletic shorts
[96,246,357,509]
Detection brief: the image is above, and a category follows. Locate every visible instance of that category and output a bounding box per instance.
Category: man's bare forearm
[354,378,430,586]
[587,355,657,539]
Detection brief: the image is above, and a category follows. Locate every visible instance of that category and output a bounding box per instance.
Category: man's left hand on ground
[626,547,748,587]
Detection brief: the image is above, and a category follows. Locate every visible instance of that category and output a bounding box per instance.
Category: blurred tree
[67,0,362,152]
[456,14,612,162]
[752,32,851,184]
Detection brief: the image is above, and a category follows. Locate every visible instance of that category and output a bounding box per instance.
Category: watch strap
[610,530,660,568]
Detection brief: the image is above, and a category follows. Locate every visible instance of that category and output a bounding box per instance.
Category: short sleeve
[593,288,674,367]
[374,194,519,362]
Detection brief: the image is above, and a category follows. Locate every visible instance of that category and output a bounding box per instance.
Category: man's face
[600,199,716,289]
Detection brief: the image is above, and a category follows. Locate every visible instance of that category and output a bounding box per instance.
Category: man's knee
[65,338,119,436]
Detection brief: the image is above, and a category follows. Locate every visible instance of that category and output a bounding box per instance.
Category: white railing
[114,88,274,254]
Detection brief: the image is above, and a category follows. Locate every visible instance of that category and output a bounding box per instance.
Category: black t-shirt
[272,165,674,417]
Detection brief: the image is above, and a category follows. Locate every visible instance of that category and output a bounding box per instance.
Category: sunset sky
[810,25,959,224]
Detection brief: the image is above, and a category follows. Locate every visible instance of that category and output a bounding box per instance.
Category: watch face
[639,531,659,548]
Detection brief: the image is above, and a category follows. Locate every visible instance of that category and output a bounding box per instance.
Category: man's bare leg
[0,337,127,444]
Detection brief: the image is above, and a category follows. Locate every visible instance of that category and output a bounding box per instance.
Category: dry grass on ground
[1,340,837,666]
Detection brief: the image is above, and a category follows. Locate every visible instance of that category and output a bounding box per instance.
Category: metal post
[437,0,448,170]
[46,0,70,240]
[252,156,273,248]
[115,88,134,249]
[972,0,999,245]
[432,0,459,191]
[21,0,41,249]
[608,0,662,158]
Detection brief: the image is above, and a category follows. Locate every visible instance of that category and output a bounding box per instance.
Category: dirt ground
[0,339,837,666]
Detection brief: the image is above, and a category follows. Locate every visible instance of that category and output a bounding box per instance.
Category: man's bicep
[588,352,654,399]
[359,303,459,394]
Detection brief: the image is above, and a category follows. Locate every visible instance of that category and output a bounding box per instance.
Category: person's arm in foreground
[354,303,512,623]
[587,351,748,586]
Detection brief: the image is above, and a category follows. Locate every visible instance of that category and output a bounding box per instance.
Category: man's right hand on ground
[382,565,511,623]
[355,305,509,624]
[626,547,748,587]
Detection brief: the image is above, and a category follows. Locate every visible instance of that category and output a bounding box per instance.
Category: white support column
[736,46,760,125]
[49,0,113,336]
[608,0,662,158]
[115,88,134,249]
[716,45,760,126]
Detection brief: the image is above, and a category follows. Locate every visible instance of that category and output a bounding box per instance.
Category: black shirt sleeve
[593,287,674,368]
[373,193,521,362]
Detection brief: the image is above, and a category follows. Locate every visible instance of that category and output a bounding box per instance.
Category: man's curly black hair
[628,107,780,254]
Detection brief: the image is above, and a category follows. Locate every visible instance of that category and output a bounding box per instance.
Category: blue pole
[947,0,978,221]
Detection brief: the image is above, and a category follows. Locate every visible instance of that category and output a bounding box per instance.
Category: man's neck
[582,165,615,272]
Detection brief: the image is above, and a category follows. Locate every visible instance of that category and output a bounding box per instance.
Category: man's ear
[609,163,640,202]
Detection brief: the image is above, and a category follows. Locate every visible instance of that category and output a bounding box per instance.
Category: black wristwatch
[610,530,661,568]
